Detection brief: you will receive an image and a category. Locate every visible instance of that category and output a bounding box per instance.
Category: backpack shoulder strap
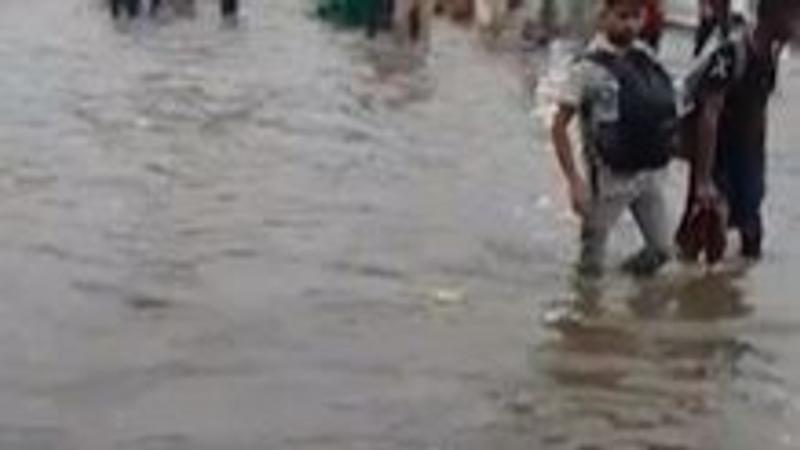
[583,50,617,68]
[628,46,672,79]
[583,50,625,80]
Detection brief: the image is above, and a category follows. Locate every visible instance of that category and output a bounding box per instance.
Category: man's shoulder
[570,56,618,99]
[558,36,624,107]
[571,41,619,82]
[694,32,749,95]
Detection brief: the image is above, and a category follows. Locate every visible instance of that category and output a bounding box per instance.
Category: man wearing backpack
[551,0,677,277]
[688,0,800,260]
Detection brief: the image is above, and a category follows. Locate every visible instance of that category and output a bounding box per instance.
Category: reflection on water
[532,267,800,449]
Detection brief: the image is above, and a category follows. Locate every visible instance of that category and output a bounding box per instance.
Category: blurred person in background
[641,0,666,51]
[110,0,140,19]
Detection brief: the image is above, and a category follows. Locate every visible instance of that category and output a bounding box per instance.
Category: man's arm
[693,91,726,202]
[551,104,589,217]
[691,35,738,200]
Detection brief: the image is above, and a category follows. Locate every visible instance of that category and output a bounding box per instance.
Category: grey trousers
[579,165,672,276]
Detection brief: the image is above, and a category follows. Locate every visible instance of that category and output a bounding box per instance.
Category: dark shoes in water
[575,248,669,280]
[620,247,670,278]
[739,224,763,260]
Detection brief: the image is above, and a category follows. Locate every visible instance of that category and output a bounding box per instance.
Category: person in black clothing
[150,0,161,16]
[220,0,238,17]
[150,0,166,17]
[692,0,800,259]
[110,0,140,18]
[367,0,395,38]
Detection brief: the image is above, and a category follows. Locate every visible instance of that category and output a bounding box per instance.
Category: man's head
[757,0,800,42]
[598,0,643,48]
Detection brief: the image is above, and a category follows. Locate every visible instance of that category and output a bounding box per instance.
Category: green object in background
[316,0,381,28]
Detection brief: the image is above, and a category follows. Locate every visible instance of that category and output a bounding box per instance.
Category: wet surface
[2,1,800,449]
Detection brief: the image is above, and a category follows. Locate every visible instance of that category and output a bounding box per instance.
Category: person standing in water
[220,0,238,17]
[686,0,800,260]
[550,0,677,277]
[367,0,394,38]
[110,0,140,19]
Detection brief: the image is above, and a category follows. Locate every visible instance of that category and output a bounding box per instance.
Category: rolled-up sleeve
[556,60,587,107]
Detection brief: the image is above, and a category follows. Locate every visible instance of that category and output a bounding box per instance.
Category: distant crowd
[108,0,238,20]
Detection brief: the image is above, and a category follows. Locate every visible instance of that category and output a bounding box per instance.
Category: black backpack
[584,48,677,173]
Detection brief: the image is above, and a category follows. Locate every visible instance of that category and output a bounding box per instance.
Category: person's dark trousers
[111,0,121,17]
[111,0,140,18]
[150,0,162,16]
[127,0,140,17]
[714,147,767,258]
[221,0,238,17]
[367,0,394,38]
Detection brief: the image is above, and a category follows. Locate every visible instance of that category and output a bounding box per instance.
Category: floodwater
[2,1,800,449]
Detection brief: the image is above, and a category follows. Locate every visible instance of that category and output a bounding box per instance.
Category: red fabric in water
[676,175,729,265]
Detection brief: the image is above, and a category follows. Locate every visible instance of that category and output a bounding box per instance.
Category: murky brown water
[2,1,800,449]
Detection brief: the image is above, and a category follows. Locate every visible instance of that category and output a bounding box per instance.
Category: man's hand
[551,104,589,218]
[568,177,591,218]
[693,178,719,209]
